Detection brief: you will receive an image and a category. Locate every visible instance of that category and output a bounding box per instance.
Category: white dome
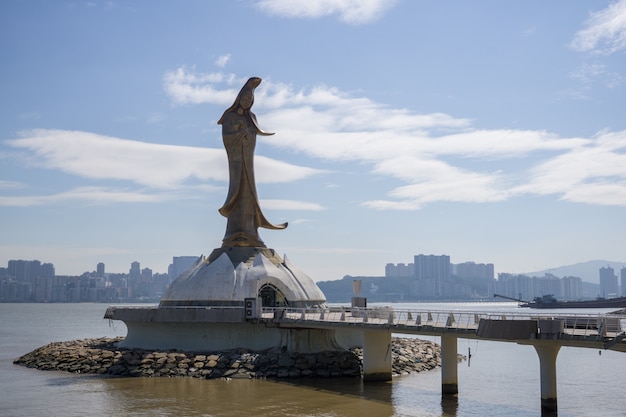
[160,247,326,308]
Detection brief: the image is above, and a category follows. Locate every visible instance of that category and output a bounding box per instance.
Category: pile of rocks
[14,337,455,379]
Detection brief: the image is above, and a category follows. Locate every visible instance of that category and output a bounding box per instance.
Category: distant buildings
[383,254,613,301]
[384,262,413,277]
[599,266,619,298]
[494,273,583,301]
[3,254,624,303]
[0,256,199,303]
[169,256,199,281]
[454,262,494,281]
[96,262,105,278]
[386,254,493,299]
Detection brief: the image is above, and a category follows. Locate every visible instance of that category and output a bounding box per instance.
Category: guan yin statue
[157,77,327,311]
[105,77,354,357]
[217,77,287,248]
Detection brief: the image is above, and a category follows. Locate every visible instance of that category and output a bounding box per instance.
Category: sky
[1,0,625,281]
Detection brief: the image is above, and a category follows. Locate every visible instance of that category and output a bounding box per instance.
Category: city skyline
[2,1,626,281]
[3,255,625,303]
[4,255,624,284]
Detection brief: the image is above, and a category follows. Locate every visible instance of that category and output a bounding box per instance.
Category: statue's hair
[217,77,261,125]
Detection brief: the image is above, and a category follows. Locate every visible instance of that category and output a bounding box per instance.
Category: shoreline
[14,337,460,379]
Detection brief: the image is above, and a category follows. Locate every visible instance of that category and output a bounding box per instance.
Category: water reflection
[98,377,396,417]
[440,395,458,416]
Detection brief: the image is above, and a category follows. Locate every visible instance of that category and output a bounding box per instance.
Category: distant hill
[523,260,626,284]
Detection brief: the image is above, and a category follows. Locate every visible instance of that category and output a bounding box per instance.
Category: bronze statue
[217,77,287,248]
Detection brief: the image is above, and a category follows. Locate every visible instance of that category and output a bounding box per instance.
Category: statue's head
[218,77,262,123]
[235,77,261,111]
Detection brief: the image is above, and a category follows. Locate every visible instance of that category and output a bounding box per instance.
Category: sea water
[1,302,624,417]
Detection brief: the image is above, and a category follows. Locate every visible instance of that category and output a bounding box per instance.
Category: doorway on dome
[259,284,289,308]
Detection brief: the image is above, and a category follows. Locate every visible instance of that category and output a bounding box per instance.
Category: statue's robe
[219,110,286,247]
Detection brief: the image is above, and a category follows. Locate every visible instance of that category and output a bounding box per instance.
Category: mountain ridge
[522,259,626,284]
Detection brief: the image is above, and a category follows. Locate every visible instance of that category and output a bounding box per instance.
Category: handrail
[258,306,626,338]
[104,304,625,339]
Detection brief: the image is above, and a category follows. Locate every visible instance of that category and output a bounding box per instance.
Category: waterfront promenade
[262,305,626,415]
[261,306,626,351]
[105,303,626,416]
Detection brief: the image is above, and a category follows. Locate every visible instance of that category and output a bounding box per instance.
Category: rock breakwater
[14,337,456,379]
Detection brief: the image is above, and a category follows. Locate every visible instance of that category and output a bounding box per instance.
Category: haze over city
[1,1,625,281]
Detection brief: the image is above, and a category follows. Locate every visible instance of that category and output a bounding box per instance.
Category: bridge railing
[104,304,624,338]
[261,306,625,337]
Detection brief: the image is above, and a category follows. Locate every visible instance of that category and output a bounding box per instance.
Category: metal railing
[104,304,626,340]
[260,306,626,338]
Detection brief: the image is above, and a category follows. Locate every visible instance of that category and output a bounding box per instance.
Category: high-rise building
[97,262,105,278]
[8,259,41,284]
[621,267,626,297]
[413,254,451,297]
[169,256,199,282]
[141,267,153,280]
[41,263,55,278]
[129,261,141,281]
[599,266,618,297]
[561,276,583,299]
[454,262,494,280]
[385,263,414,277]
[414,254,451,280]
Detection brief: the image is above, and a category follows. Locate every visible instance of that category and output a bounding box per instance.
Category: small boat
[521,294,626,309]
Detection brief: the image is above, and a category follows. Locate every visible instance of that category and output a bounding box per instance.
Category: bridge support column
[533,343,561,416]
[362,330,392,382]
[441,334,458,395]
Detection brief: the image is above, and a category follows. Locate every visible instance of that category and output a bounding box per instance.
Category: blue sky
[1,0,625,280]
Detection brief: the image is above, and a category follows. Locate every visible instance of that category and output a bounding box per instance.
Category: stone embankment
[14,337,459,379]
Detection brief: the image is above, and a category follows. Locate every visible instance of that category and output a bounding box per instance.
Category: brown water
[2,303,625,416]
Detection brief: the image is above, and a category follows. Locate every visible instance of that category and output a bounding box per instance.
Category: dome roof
[159,247,326,308]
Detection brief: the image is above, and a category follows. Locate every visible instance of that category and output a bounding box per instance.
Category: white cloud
[9,71,624,211]
[570,62,624,88]
[363,156,509,210]
[290,218,313,225]
[0,187,327,209]
[512,130,626,203]
[161,68,626,209]
[261,199,325,211]
[255,0,397,25]
[215,54,231,68]
[0,186,169,207]
[163,68,240,105]
[563,181,626,206]
[9,129,228,188]
[0,180,23,189]
[3,129,324,206]
[571,0,626,54]
[8,129,321,187]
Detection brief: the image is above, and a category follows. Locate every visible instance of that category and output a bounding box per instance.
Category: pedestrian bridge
[256,305,626,416]
[261,305,626,351]
[105,303,626,416]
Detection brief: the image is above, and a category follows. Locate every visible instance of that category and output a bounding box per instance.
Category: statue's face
[239,92,253,110]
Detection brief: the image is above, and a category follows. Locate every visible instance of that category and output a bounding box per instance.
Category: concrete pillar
[441,334,458,395]
[534,343,561,416]
[362,330,392,382]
